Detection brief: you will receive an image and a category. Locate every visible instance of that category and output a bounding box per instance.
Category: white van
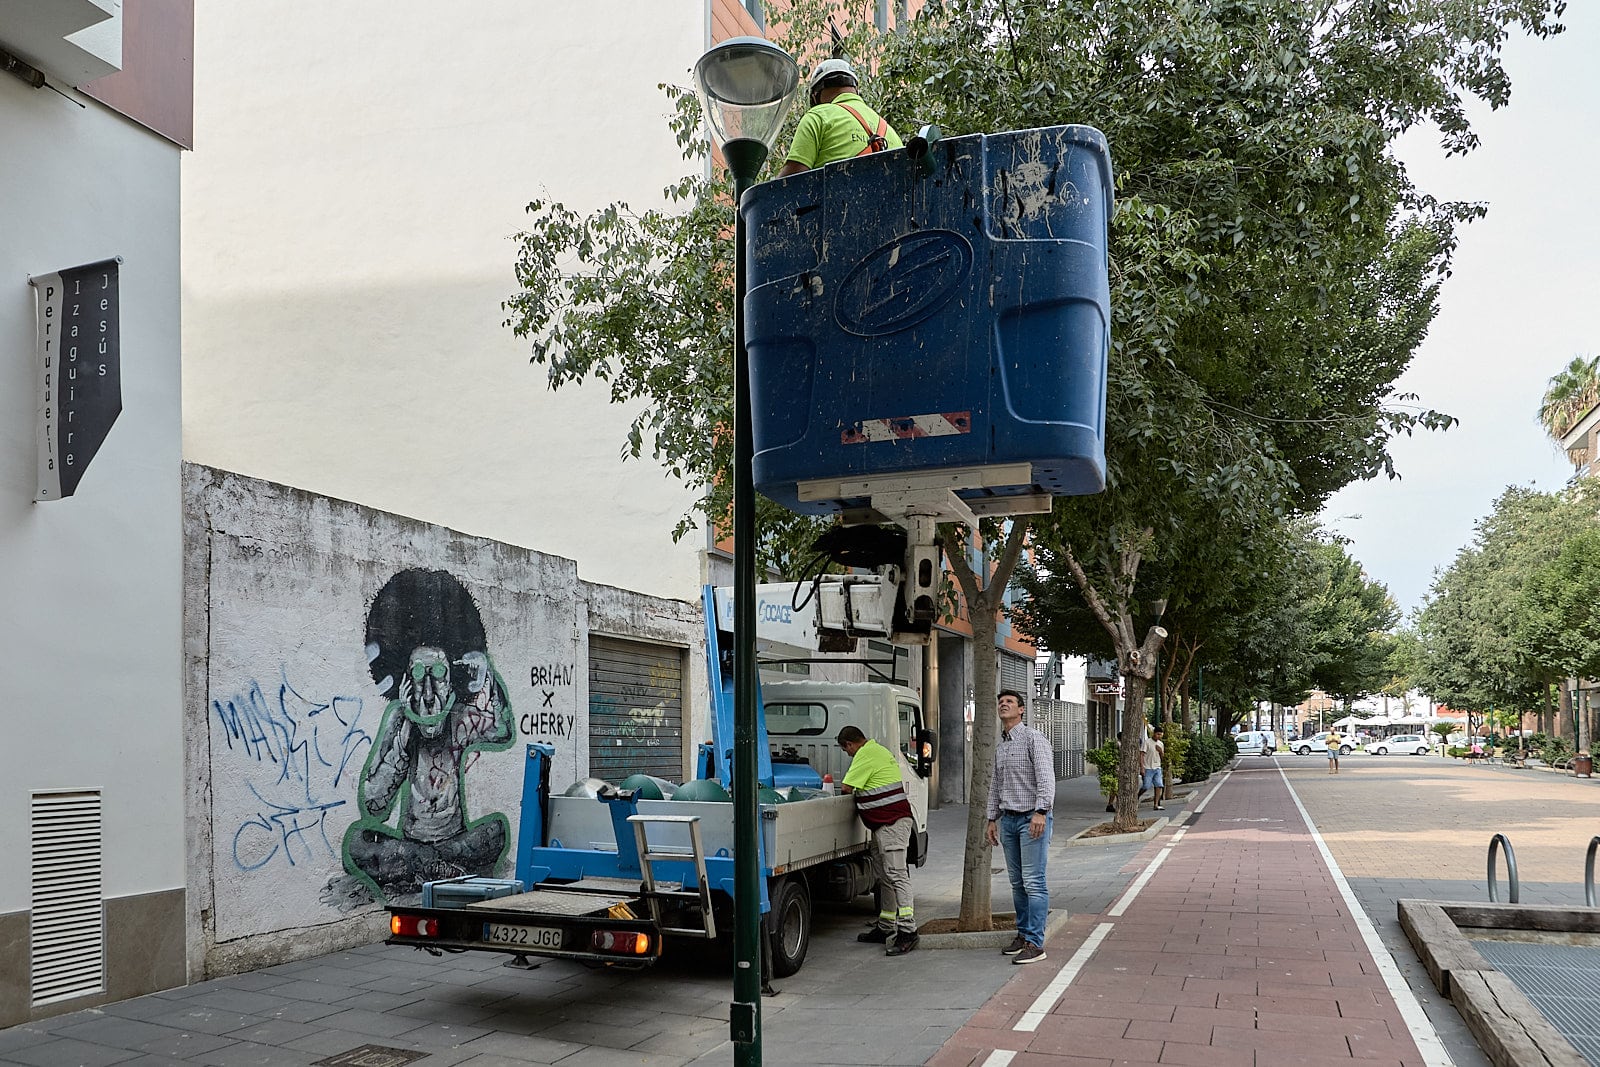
[1234,730,1277,756]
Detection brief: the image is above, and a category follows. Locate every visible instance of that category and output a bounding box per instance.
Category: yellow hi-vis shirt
[784,93,904,169]
[842,738,901,791]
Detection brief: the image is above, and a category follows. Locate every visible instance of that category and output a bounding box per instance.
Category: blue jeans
[997,811,1051,946]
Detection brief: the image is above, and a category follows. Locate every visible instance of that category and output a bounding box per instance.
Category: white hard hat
[808,58,858,93]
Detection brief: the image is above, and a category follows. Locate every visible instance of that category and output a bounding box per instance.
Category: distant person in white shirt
[1141,727,1166,810]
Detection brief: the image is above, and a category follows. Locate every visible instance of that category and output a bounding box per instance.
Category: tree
[1381,628,1425,714]
[1416,486,1595,715]
[1538,355,1600,446]
[1429,720,1455,755]
[1518,529,1600,753]
[504,0,1566,899]
[1301,542,1400,704]
[877,0,1560,829]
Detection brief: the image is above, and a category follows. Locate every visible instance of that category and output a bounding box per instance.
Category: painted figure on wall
[342,568,513,899]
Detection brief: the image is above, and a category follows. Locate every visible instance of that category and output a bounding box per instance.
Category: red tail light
[590,930,652,955]
[391,914,440,938]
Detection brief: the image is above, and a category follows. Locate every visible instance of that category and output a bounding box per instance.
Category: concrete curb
[916,906,1074,950]
[1064,815,1170,848]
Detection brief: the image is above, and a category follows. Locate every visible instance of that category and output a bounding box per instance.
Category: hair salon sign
[30,259,122,500]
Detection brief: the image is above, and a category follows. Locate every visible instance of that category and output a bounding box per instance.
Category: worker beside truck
[837,725,919,956]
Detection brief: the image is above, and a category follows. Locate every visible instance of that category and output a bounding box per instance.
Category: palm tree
[1429,720,1455,756]
[1538,355,1600,443]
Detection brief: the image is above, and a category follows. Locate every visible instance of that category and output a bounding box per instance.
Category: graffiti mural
[211,674,371,873]
[340,568,514,899]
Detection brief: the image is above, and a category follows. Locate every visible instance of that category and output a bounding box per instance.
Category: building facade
[0,0,194,1026]
[180,0,734,604]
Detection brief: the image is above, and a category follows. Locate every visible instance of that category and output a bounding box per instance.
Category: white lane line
[979,1052,1016,1067]
[1169,826,1188,844]
[1107,845,1172,917]
[1013,922,1115,1032]
[1191,770,1231,815]
[1276,765,1454,1067]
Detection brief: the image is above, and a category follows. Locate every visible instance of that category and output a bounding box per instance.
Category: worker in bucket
[778,58,903,176]
[837,725,919,956]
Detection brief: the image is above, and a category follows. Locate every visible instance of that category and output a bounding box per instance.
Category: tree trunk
[943,520,1033,933]
[1050,536,1166,834]
[1560,681,1573,740]
[1114,673,1149,831]
[1581,686,1592,756]
[1180,687,1192,733]
[957,605,1001,931]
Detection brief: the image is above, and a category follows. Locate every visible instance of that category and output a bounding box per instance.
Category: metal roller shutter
[998,651,1032,700]
[588,637,685,782]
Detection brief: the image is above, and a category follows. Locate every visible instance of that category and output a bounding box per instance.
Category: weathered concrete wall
[184,465,703,977]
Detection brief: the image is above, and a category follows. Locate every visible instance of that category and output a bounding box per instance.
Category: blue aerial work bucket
[742,124,1112,515]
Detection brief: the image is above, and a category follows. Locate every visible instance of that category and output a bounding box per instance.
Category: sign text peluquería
[31,258,123,500]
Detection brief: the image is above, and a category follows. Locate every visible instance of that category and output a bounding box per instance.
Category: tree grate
[1472,940,1600,1063]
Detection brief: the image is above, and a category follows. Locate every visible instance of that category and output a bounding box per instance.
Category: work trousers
[867,816,916,934]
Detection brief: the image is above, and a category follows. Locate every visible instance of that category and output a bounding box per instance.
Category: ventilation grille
[31,789,105,1005]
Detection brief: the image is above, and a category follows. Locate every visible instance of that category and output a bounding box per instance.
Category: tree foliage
[1518,528,1600,681]
[500,0,1567,882]
[1538,354,1600,442]
[1415,486,1596,712]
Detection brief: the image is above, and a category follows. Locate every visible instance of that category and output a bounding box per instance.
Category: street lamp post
[692,37,800,1067]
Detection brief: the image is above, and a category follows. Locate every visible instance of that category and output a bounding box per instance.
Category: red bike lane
[928,762,1449,1067]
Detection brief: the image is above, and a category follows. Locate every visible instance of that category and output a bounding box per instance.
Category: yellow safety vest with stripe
[843,739,912,828]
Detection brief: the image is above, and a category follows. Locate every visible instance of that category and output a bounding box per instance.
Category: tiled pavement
[0,776,1170,1067]
[12,757,1581,1066]
[928,762,1445,1067]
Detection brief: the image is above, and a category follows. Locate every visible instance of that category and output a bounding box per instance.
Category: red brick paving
[930,766,1433,1066]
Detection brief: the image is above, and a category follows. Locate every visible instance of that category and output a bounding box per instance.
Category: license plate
[482,922,563,949]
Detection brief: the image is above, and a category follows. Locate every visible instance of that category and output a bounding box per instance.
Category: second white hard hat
[808,57,858,93]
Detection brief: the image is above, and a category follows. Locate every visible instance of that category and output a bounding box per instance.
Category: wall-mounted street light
[692,36,800,1067]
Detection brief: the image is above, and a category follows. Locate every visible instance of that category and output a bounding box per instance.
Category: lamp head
[693,36,801,181]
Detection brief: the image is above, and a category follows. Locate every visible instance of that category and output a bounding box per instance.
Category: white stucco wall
[0,78,185,912]
[184,466,705,975]
[182,0,712,603]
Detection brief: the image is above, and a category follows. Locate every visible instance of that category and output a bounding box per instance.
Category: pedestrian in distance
[1142,726,1167,810]
[985,689,1054,965]
[1327,729,1343,774]
[836,725,919,956]
[778,58,903,176]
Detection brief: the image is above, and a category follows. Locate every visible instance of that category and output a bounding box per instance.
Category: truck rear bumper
[387,898,665,966]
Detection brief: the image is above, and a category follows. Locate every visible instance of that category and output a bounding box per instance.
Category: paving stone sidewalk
[0,775,1171,1067]
[929,762,1439,1067]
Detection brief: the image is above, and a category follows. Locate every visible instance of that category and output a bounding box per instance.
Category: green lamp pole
[693,37,800,1067]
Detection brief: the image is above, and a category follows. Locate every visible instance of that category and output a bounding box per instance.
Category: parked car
[1235,730,1277,756]
[1292,732,1352,756]
[1362,734,1430,756]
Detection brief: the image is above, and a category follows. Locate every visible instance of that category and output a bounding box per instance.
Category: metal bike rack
[1586,836,1600,908]
[1488,833,1520,903]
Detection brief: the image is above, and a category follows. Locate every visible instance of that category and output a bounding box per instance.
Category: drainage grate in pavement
[313,1045,431,1067]
[1472,940,1600,1064]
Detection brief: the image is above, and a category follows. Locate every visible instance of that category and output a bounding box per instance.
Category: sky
[1318,7,1600,617]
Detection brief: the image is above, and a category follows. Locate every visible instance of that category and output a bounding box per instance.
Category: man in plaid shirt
[985,689,1054,965]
